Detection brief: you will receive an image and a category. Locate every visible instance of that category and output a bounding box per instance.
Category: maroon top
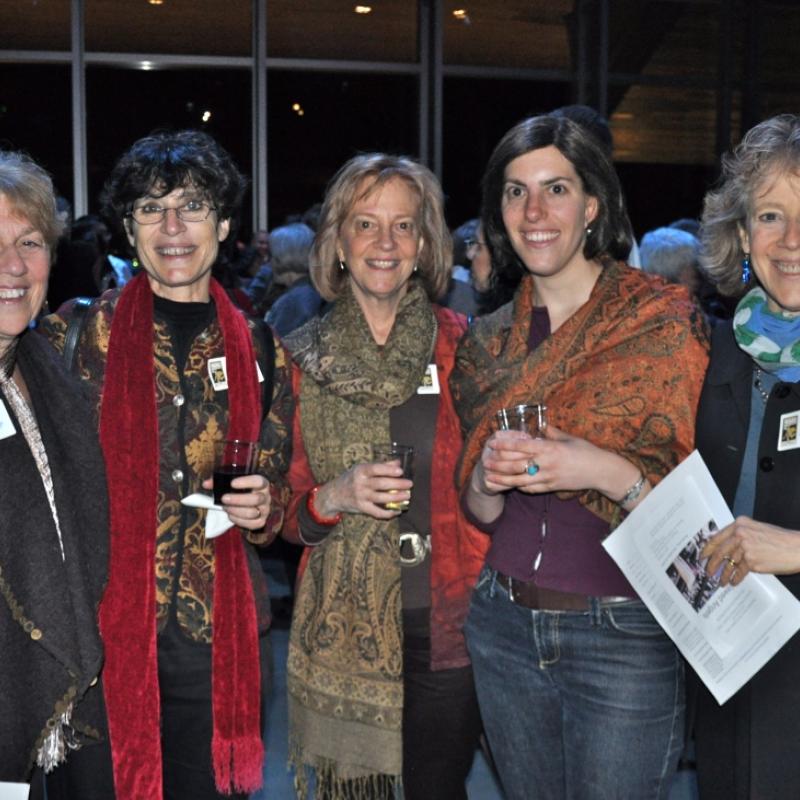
[463,307,636,598]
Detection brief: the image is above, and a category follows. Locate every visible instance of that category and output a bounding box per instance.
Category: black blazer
[694,321,800,800]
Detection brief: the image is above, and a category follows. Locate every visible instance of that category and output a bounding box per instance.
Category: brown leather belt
[497,573,588,610]
[496,572,631,611]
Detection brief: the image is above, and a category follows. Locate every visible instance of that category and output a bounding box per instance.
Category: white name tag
[0,398,17,440]
[778,409,800,451]
[416,363,441,395]
[208,357,264,392]
[0,782,31,799]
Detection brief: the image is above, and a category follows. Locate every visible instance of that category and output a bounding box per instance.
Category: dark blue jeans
[464,567,684,800]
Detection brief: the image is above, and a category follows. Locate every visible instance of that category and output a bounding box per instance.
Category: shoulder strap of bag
[252,318,276,417]
[62,297,95,373]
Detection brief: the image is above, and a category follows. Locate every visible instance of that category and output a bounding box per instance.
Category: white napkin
[181,493,235,539]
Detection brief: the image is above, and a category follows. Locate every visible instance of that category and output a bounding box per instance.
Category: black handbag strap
[62,297,95,373]
[252,317,276,417]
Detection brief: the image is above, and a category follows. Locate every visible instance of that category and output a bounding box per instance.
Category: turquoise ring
[526,461,539,476]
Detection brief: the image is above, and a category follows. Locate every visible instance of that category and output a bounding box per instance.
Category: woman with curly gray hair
[694,113,800,798]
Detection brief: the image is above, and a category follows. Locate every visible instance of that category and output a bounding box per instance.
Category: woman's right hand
[466,430,532,523]
[313,461,413,520]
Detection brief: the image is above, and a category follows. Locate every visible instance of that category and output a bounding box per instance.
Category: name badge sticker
[0,398,17,440]
[778,409,800,451]
[208,357,228,391]
[208,357,265,391]
[417,363,441,395]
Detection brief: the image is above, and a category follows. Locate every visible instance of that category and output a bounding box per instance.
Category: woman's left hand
[201,474,272,530]
[702,517,800,586]
[486,424,635,496]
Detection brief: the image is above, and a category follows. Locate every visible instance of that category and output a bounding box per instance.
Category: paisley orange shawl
[451,260,710,523]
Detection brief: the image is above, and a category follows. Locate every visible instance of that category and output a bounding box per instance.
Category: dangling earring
[338,258,346,272]
[741,253,751,284]
[585,226,592,237]
[413,262,418,273]
[131,256,140,271]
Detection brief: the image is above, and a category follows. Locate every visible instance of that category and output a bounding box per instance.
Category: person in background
[283,153,488,799]
[39,129,292,800]
[440,218,480,317]
[245,229,283,315]
[451,113,708,800]
[640,225,702,295]
[0,152,111,796]
[551,104,642,267]
[693,113,800,799]
[264,222,323,337]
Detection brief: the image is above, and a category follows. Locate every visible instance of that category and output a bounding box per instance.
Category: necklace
[754,367,770,404]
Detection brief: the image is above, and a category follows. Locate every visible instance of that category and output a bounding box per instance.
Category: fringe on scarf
[36,702,78,773]
[289,738,401,800]
[212,732,265,794]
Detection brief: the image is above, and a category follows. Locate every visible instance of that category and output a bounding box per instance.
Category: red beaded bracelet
[306,485,342,526]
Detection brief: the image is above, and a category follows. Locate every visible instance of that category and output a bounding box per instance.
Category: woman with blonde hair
[282,153,488,799]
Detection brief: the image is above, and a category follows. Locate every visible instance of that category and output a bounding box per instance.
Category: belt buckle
[399,532,431,566]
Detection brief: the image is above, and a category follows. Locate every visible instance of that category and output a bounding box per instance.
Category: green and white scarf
[733,287,800,382]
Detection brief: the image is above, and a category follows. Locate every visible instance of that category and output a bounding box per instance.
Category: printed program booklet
[603,450,800,705]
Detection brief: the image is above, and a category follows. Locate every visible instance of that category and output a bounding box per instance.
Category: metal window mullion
[418,0,430,166]
[71,0,87,216]
[597,0,609,119]
[253,0,267,232]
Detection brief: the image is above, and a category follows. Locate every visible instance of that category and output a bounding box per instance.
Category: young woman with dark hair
[451,114,709,799]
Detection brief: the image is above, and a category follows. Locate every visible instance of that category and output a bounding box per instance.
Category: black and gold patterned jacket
[39,289,293,642]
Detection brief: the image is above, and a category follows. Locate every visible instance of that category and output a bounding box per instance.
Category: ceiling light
[140,61,155,71]
[202,110,212,122]
[354,5,372,14]
[453,9,467,19]
[148,0,164,5]
[292,102,301,111]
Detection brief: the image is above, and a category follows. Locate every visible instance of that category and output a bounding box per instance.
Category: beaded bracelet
[619,474,646,508]
[306,485,342,526]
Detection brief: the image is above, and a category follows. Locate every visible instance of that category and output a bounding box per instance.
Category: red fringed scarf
[98,273,264,797]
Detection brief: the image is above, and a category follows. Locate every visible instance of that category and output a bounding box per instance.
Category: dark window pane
[267,1,417,62]
[444,1,571,69]
[266,71,418,227]
[442,77,570,226]
[85,67,251,219]
[0,65,72,202]
[0,0,71,49]
[85,0,251,56]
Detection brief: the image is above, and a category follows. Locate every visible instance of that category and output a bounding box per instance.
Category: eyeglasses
[128,199,217,225]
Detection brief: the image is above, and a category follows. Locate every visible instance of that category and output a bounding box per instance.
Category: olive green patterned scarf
[284,282,437,799]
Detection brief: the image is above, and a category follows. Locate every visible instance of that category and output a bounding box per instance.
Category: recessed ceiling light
[292,102,301,111]
[354,5,372,14]
[452,8,471,24]
[202,110,212,122]
[148,0,164,5]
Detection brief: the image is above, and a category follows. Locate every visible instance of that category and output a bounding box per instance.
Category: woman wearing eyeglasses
[38,130,292,800]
